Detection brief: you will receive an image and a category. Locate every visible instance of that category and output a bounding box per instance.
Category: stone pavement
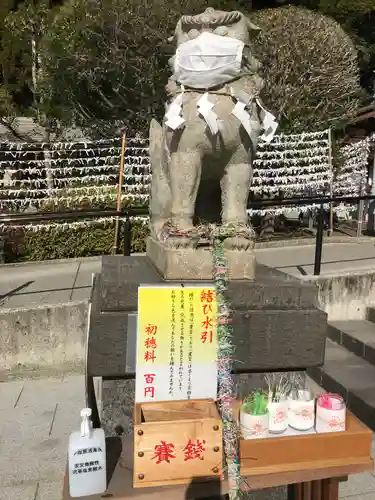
[0,375,85,500]
[256,239,375,278]
[0,375,374,500]
[0,257,100,309]
[1,240,375,309]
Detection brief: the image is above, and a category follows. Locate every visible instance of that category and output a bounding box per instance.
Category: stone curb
[0,300,88,373]
[0,255,101,269]
[303,268,375,281]
[254,236,373,249]
[0,298,88,313]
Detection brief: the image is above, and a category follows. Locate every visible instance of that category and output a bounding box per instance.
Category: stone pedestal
[146,236,256,280]
[88,255,327,378]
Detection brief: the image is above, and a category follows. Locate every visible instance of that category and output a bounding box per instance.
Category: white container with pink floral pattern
[240,391,269,439]
[240,411,269,439]
[267,399,289,434]
[315,393,346,433]
[288,390,315,431]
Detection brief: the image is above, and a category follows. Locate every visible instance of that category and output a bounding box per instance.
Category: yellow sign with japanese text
[135,284,218,403]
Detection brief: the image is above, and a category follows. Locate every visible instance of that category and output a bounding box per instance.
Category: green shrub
[252,6,363,132]
[2,219,149,262]
[2,190,149,262]
[40,0,242,137]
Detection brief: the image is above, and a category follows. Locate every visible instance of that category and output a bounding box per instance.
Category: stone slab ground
[0,375,85,500]
[0,258,101,309]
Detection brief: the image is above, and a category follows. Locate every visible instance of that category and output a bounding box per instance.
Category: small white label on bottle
[70,447,104,475]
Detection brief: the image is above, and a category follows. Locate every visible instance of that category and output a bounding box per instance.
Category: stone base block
[88,257,327,376]
[146,236,256,280]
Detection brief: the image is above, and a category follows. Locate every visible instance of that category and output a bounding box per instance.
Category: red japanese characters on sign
[143,373,156,400]
[144,373,156,384]
[144,386,155,398]
[200,289,215,344]
[144,323,158,363]
[152,441,176,464]
[201,331,213,344]
[145,337,157,350]
[183,439,206,461]
[145,324,158,336]
[144,351,156,362]
[200,290,214,303]
[151,439,207,464]
[202,304,212,315]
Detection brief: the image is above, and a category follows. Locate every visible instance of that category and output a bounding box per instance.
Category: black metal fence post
[123,216,132,256]
[0,237,4,264]
[313,204,324,276]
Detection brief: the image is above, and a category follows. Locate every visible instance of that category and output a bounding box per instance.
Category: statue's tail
[149,119,171,239]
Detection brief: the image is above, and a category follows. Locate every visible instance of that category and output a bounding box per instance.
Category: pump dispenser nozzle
[80,408,93,438]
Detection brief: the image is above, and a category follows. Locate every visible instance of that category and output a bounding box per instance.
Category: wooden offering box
[240,411,373,477]
[133,399,223,488]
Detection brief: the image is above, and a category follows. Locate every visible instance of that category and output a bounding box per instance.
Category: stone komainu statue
[149,8,277,250]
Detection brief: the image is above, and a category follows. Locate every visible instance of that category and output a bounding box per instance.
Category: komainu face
[169,8,261,47]
[166,8,263,96]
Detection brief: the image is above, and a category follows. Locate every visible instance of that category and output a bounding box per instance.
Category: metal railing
[0,195,374,275]
[248,194,375,275]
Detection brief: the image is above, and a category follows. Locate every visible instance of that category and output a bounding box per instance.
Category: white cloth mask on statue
[174,32,244,89]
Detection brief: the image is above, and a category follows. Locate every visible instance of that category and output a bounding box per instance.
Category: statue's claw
[223,236,254,251]
[166,236,195,249]
[159,222,199,249]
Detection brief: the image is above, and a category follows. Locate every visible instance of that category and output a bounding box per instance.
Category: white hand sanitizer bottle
[68,408,107,497]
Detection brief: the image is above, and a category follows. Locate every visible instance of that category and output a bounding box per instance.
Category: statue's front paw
[223,236,254,251]
[166,236,196,249]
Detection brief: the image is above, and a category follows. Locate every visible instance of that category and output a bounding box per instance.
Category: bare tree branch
[0,117,34,142]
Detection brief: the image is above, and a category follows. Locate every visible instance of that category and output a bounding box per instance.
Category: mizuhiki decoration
[211,223,242,500]
[0,131,370,232]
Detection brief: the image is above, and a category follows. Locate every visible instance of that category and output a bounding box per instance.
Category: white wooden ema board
[135,284,218,403]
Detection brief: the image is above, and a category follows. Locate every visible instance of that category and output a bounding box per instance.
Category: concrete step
[327,320,375,366]
[0,300,87,377]
[308,338,375,432]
